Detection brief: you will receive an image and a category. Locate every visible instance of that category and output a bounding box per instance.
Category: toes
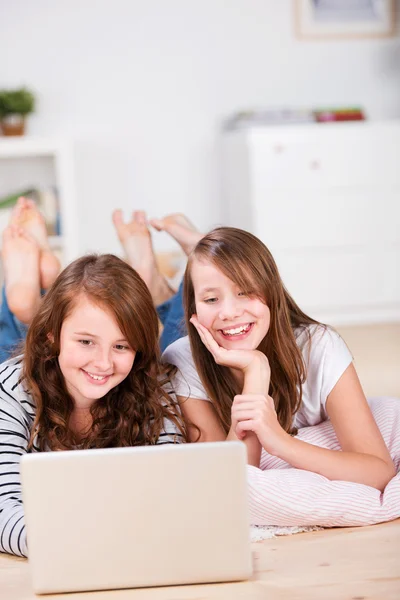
[9,197,26,223]
[133,210,147,224]
[167,213,196,231]
[25,198,36,209]
[149,218,164,231]
[112,209,124,227]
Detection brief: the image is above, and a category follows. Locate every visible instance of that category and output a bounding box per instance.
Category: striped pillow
[247,397,400,527]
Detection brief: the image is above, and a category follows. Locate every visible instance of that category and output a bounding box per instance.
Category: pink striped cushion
[247,397,400,527]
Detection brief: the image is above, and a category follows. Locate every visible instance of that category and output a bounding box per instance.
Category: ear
[47,333,54,343]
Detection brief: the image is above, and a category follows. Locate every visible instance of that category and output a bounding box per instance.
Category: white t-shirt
[162,325,353,429]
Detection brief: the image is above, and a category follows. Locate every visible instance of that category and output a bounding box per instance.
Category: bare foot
[2,225,42,324]
[10,197,50,248]
[10,197,60,289]
[149,214,203,256]
[112,209,175,305]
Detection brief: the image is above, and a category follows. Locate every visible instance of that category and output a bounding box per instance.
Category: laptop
[21,441,252,594]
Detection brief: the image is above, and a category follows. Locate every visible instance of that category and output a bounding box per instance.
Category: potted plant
[0,87,35,136]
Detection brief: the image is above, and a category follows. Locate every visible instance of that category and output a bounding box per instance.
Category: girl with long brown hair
[163,226,395,492]
[0,254,186,557]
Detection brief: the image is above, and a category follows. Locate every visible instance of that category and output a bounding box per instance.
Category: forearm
[277,434,395,492]
[0,501,27,557]
[242,357,270,396]
[228,358,266,466]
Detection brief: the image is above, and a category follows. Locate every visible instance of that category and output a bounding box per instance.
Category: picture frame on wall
[294,0,396,40]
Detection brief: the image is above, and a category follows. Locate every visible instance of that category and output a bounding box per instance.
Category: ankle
[40,251,61,289]
[150,276,175,306]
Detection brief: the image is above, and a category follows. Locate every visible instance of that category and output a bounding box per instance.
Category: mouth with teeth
[219,322,254,339]
[82,369,112,384]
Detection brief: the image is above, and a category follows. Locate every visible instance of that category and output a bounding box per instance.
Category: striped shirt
[0,356,184,557]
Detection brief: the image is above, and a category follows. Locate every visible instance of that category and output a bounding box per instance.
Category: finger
[236,420,256,438]
[232,410,258,422]
[191,317,214,345]
[190,316,222,357]
[233,396,268,409]
[190,317,211,348]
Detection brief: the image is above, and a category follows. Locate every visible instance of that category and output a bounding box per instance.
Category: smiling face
[57,294,136,409]
[191,258,270,350]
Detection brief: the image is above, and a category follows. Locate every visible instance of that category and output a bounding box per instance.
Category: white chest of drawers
[221,121,400,326]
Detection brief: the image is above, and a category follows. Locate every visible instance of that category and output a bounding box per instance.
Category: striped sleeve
[0,358,33,557]
[155,380,185,445]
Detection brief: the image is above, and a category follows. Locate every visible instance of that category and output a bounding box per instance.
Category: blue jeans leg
[0,286,28,363]
[157,282,186,353]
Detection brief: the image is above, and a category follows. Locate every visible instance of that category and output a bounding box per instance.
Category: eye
[79,339,93,346]
[115,344,130,351]
[238,289,255,298]
[204,297,218,304]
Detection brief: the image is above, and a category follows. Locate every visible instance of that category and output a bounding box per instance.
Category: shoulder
[162,336,209,401]
[0,354,24,384]
[296,324,352,370]
[0,355,36,421]
[162,336,193,366]
[294,325,353,427]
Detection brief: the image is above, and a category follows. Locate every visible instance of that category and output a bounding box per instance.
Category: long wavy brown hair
[24,254,187,451]
[183,227,321,434]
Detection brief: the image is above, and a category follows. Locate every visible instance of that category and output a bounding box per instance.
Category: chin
[83,388,110,401]
[221,339,258,351]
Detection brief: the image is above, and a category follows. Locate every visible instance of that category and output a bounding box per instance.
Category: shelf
[0,137,68,158]
[0,138,78,264]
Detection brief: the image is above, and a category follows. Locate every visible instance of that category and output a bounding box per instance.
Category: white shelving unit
[222,120,400,326]
[0,137,79,266]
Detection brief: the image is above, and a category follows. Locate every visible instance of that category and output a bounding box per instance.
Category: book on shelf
[313,107,366,122]
[223,109,315,130]
[222,106,366,130]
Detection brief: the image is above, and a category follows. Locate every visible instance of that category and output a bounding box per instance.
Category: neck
[69,406,93,439]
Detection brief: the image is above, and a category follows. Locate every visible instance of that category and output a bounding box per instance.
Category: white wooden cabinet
[0,137,79,265]
[221,121,400,326]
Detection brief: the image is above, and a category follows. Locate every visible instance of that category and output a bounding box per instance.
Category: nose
[218,297,244,321]
[92,346,113,372]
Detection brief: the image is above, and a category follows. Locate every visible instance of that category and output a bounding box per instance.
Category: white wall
[1,0,399,255]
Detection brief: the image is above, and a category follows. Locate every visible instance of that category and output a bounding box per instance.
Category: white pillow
[247,397,400,527]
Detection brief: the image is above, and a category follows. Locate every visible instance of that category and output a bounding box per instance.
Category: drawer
[251,188,400,250]
[248,127,400,189]
[273,246,400,313]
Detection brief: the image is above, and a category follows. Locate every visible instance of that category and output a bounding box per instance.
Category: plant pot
[0,114,26,136]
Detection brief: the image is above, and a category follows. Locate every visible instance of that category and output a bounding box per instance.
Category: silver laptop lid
[21,441,252,594]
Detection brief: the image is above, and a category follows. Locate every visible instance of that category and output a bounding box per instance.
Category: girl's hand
[190,315,269,375]
[231,393,290,457]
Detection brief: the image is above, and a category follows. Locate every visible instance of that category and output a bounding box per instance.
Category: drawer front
[272,246,400,313]
[249,128,400,188]
[251,188,400,250]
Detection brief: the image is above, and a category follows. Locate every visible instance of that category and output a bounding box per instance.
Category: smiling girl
[162,227,395,492]
[0,254,186,557]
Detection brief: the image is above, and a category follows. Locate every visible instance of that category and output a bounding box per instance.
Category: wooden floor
[1,519,399,599]
[337,322,400,398]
